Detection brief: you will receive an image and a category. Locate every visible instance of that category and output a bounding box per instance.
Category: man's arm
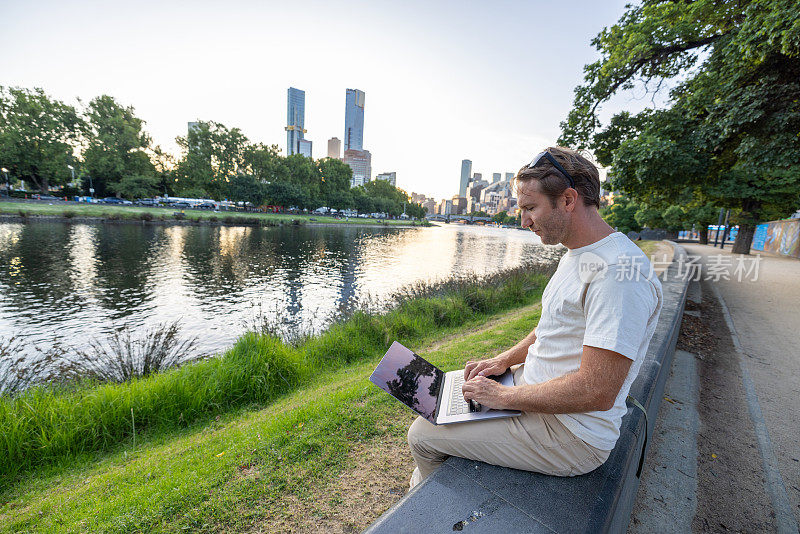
[464,328,536,381]
[462,345,632,413]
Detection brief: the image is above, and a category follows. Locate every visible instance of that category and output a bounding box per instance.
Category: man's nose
[521,213,533,228]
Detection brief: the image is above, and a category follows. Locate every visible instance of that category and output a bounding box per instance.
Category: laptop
[369,341,521,425]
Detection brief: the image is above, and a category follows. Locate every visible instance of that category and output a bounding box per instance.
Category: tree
[83,95,156,198]
[560,0,800,253]
[662,205,686,234]
[174,121,249,200]
[283,154,320,209]
[245,143,285,183]
[0,87,83,192]
[108,174,160,199]
[685,202,719,244]
[264,181,307,210]
[351,187,375,215]
[634,204,665,231]
[406,202,426,220]
[227,174,266,206]
[600,195,641,234]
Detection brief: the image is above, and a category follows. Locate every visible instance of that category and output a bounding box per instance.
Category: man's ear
[563,188,579,212]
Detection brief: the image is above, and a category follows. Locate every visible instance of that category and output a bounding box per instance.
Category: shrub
[173,212,186,220]
[62,210,75,219]
[17,210,27,218]
[140,212,153,221]
[209,215,218,222]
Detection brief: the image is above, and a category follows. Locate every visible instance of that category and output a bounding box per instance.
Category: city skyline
[1,0,629,198]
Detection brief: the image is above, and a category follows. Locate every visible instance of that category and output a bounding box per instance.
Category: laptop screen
[370,341,444,423]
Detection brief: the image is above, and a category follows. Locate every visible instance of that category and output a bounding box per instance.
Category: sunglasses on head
[526,151,576,189]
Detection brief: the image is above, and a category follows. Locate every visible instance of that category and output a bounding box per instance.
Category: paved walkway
[685,244,800,528]
[632,244,800,532]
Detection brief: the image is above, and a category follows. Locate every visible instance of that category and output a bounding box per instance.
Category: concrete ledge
[365,243,691,534]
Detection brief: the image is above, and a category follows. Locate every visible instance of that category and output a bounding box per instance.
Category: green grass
[0,265,549,490]
[0,201,429,227]
[634,239,663,257]
[0,302,543,533]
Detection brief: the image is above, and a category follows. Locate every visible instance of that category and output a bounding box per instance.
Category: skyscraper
[505,172,515,183]
[327,137,341,159]
[493,173,501,183]
[286,87,307,156]
[344,89,365,151]
[344,149,372,187]
[375,172,396,187]
[298,139,312,158]
[459,160,472,197]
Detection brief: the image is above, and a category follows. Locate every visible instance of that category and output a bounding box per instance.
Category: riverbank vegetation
[0,299,547,533]
[0,262,555,495]
[0,201,429,227]
[0,88,427,219]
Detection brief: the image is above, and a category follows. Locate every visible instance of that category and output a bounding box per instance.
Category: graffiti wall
[751,219,800,258]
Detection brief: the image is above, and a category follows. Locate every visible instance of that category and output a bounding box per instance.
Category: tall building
[451,196,467,215]
[505,172,515,183]
[473,172,482,181]
[375,172,396,187]
[285,87,308,156]
[298,139,313,158]
[493,173,501,183]
[343,149,371,187]
[344,89,365,151]
[327,137,341,159]
[459,160,472,197]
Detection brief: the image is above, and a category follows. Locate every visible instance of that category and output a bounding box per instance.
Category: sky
[1,0,641,200]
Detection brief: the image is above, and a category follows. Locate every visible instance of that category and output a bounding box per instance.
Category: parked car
[197,202,217,210]
[101,197,132,205]
[136,198,159,207]
[36,194,60,201]
[172,201,191,209]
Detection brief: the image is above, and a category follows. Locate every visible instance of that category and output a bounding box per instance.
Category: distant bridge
[426,214,492,224]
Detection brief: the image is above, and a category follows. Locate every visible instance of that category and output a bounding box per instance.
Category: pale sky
[1,0,638,200]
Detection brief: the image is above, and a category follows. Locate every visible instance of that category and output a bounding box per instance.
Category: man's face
[516,180,569,245]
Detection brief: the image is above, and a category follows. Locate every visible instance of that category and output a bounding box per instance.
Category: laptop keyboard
[447,374,481,415]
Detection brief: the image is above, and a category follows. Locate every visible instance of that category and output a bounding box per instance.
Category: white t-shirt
[523,232,663,451]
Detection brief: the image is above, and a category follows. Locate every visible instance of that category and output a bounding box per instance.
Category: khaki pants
[407,366,611,488]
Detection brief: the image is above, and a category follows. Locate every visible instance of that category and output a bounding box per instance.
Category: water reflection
[0,222,553,362]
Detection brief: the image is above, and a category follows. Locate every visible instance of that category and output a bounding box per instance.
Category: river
[0,221,557,362]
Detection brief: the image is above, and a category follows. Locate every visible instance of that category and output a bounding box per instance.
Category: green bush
[62,210,76,219]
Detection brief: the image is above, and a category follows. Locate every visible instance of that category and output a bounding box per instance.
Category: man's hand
[463,355,509,381]
[462,376,508,410]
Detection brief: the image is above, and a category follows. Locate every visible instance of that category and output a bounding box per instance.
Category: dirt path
[682,288,777,532]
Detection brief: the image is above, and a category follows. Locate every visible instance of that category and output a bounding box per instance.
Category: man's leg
[407,367,610,487]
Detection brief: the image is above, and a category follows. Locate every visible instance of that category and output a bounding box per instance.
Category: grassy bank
[0,201,429,227]
[0,298,545,533]
[0,263,553,494]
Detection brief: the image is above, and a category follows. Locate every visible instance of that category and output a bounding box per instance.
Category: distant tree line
[0,87,426,218]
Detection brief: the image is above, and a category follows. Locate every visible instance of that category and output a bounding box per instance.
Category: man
[407,146,662,488]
